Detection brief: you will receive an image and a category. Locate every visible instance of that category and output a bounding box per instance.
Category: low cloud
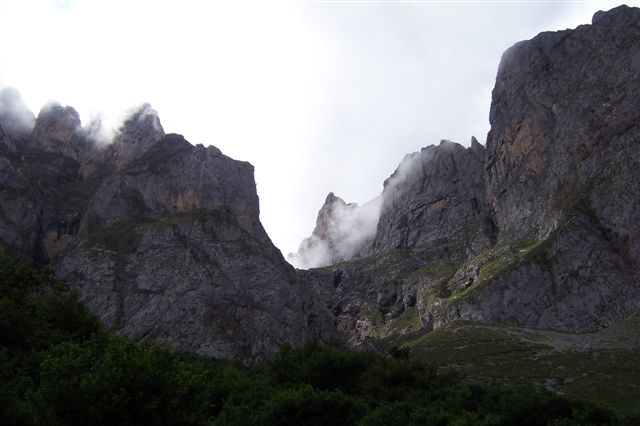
[287,140,468,269]
[78,114,111,145]
[1,87,163,149]
[0,87,36,136]
[288,195,383,269]
[288,145,436,270]
[79,103,163,146]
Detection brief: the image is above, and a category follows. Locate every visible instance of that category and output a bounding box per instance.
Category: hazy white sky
[0,0,633,257]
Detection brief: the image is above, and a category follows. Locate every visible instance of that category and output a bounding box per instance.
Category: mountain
[1,4,639,362]
[0,95,333,360]
[294,4,640,344]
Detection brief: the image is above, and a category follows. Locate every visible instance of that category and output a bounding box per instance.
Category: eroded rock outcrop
[369,138,492,258]
[297,4,640,346]
[0,101,334,359]
[450,3,640,332]
[292,138,491,269]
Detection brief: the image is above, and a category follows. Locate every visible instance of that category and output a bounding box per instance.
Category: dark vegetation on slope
[0,252,630,425]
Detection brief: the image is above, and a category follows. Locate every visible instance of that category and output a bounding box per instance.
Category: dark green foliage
[29,336,236,425]
[269,341,376,393]
[0,252,100,352]
[254,385,366,426]
[0,252,628,425]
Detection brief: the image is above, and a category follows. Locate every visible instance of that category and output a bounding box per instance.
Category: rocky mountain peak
[292,137,491,268]
[288,191,384,269]
[288,192,353,268]
[314,192,350,239]
[592,3,636,25]
[470,135,484,159]
[371,139,491,258]
[31,102,82,150]
[111,103,165,170]
[1,95,337,359]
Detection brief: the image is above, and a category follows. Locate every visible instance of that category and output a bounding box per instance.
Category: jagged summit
[110,103,165,169]
[288,191,385,269]
[0,98,334,359]
[291,138,489,269]
[32,102,81,146]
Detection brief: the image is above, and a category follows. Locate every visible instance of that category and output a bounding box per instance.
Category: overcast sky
[0,0,632,258]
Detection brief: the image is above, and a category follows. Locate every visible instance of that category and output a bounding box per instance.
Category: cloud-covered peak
[288,192,382,269]
[289,138,490,269]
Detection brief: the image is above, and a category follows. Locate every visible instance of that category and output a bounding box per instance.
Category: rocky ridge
[295,4,640,345]
[0,92,334,359]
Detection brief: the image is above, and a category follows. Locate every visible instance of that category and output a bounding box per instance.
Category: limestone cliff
[0,98,334,359]
[297,4,640,346]
[452,3,640,332]
[368,138,492,258]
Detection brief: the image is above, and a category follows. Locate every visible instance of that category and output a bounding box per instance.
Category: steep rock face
[369,138,492,259]
[82,134,261,237]
[0,139,41,257]
[291,138,491,269]
[32,103,82,152]
[460,3,640,331]
[63,213,330,358]
[486,4,640,243]
[437,5,640,334]
[297,5,640,345]
[0,102,334,359]
[109,103,166,171]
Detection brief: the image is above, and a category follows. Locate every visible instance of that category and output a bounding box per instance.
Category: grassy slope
[389,314,640,419]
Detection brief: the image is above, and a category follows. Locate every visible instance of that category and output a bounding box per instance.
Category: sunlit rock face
[0,103,334,360]
[297,5,640,347]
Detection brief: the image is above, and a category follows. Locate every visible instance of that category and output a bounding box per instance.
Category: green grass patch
[400,321,640,420]
[423,240,546,316]
[370,307,422,340]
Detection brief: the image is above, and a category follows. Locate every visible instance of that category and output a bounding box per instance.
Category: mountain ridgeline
[0,99,333,360]
[295,4,640,344]
[1,5,639,360]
